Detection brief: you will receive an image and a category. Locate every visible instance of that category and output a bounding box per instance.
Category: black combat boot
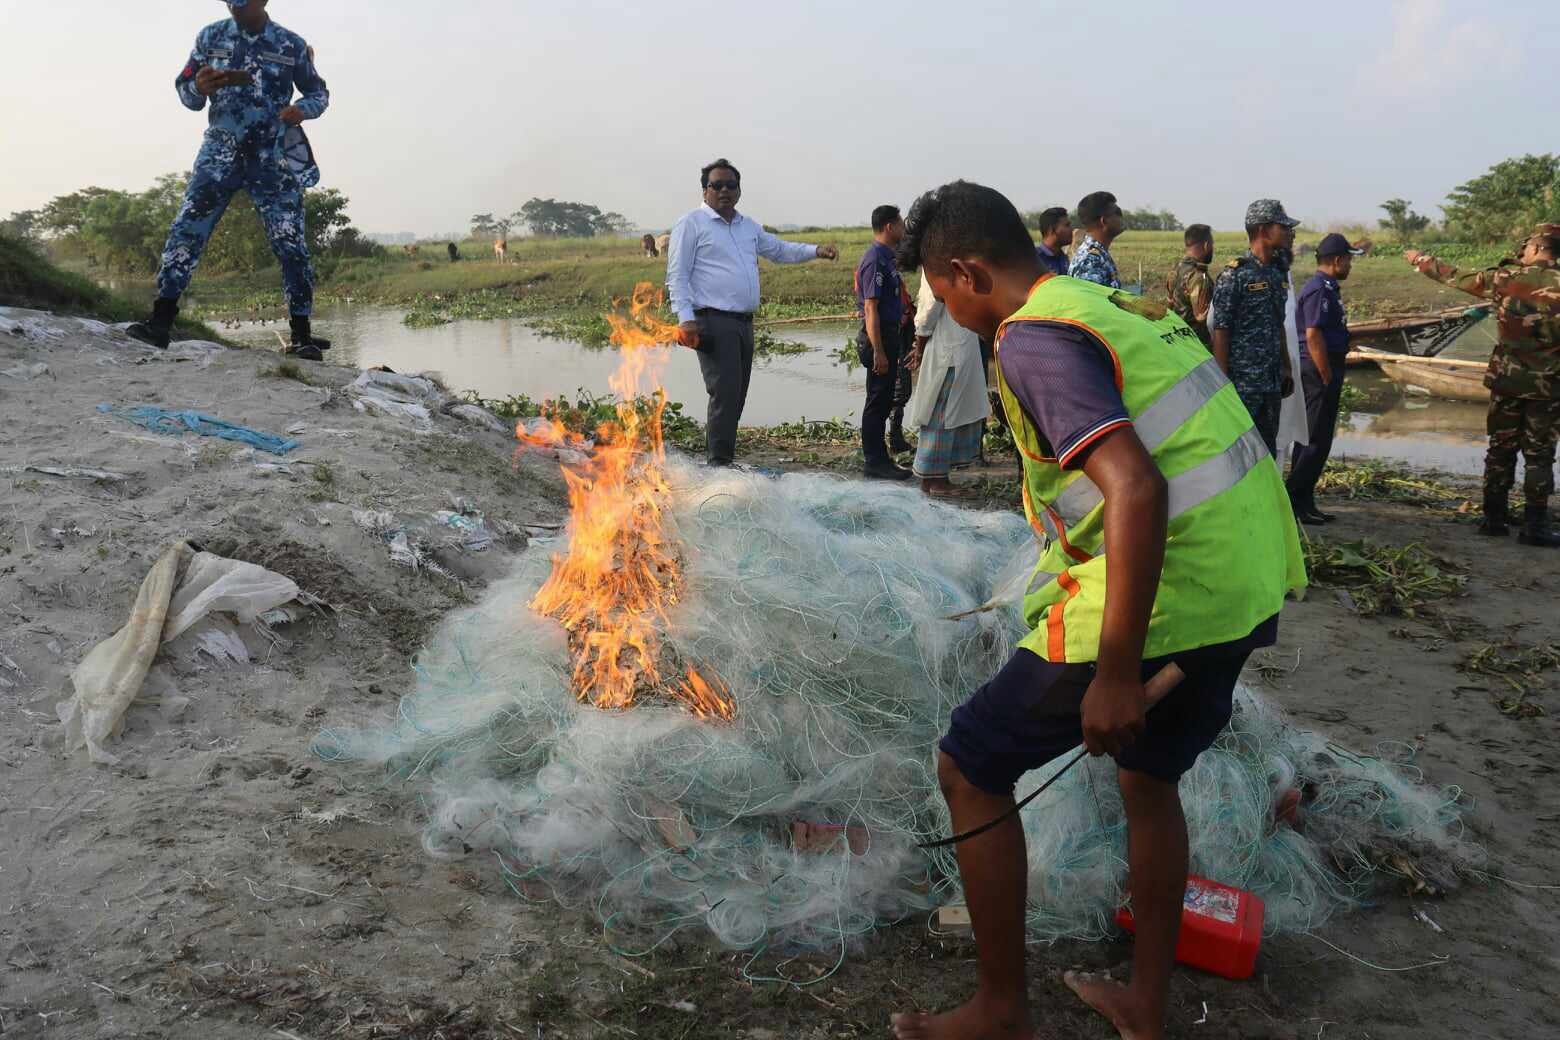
[286,316,331,362]
[1478,491,1509,536]
[125,297,179,349]
[889,409,912,455]
[1518,503,1560,547]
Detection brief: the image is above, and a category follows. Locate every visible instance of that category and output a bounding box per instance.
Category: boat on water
[1352,346,1490,403]
[1344,306,1490,367]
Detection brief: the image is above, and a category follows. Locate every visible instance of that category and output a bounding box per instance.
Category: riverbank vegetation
[0,231,222,340]
[10,151,1549,337]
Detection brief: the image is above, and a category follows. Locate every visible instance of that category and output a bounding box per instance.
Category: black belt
[695,307,753,322]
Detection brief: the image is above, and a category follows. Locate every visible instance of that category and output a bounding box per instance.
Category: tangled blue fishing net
[316,463,1480,964]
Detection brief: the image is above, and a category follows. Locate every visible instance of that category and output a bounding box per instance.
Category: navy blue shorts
[938,630,1268,794]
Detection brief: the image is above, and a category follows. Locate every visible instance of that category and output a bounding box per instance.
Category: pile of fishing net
[316,464,1482,961]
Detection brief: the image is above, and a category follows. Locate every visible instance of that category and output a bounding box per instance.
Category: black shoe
[1296,507,1329,526]
[1518,504,1560,547]
[1479,491,1509,537]
[889,435,914,455]
[289,315,332,353]
[284,343,325,362]
[864,461,912,481]
[125,297,179,349]
[1313,507,1338,522]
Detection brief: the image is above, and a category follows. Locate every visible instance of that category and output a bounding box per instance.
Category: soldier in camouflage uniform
[1211,200,1298,455]
[1408,225,1560,546]
[127,0,331,359]
[1166,223,1215,347]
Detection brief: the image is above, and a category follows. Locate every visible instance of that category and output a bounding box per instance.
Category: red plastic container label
[1182,878,1238,924]
[1115,875,1264,980]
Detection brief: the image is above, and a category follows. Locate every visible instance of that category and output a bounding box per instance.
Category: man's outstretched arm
[1076,428,1168,757]
[755,226,836,264]
[1406,250,1497,302]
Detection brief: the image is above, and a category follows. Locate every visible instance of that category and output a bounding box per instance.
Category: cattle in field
[402,244,420,258]
[655,233,671,260]
[494,238,508,263]
[642,234,659,258]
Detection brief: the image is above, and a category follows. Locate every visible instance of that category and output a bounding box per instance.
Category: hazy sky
[3,1,1556,236]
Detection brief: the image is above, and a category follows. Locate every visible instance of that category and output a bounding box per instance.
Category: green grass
[1,233,223,341]
[58,227,1511,339]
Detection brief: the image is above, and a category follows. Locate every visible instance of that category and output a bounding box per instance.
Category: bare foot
[890,995,1032,1040]
[1063,971,1161,1040]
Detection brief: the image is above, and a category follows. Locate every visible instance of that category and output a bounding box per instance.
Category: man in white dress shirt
[667,159,838,466]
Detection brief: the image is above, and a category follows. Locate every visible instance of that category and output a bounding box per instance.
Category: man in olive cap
[1211,200,1299,455]
[1407,224,1560,545]
[127,1,331,359]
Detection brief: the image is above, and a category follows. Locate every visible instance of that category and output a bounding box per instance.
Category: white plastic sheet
[58,543,299,763]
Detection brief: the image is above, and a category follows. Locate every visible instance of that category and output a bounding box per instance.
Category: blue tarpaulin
[97,404,300,455]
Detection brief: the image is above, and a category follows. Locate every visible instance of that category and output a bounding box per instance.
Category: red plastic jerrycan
[1114,875,1264,980]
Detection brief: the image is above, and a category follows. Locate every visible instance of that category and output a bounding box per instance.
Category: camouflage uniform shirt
[176,18,330,186]
[1412,256,1560,399]
[1211,250,1289,395]
[1165,256,1214,346]
[1068,234,1120,289]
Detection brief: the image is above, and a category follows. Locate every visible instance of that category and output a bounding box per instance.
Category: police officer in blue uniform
[127,0,331,359]
[1287,233,1363,524]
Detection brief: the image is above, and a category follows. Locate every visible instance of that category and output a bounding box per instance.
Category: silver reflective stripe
[1029,426,1270,597]
[1134,357,1229,449]
[1166,426,1269,518]
[1050,477,1099,528]
[1047,357,1231,526]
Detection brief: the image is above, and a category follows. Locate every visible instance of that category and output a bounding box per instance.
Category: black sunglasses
[707,180,740,192]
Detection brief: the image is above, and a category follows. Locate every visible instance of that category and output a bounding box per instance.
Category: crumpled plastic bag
[57,542,299,764]
[346,370,446,425]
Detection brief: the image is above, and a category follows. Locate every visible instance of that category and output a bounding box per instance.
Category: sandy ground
[1,308,1557,1039]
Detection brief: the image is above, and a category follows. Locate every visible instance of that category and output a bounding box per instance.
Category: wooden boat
[1344,306,1490,367]
[1353,346,1490,403]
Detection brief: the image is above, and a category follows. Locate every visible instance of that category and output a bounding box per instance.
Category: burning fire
[520,283,735,723]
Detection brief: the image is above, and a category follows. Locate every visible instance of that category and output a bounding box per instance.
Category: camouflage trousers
[156,140,314,316]
[1485,393,1560,503]
[1236,388,1283,457]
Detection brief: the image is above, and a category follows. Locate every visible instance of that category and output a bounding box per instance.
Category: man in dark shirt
[1035,207,1072,276]
[1286,234,1362,524]
[889,180,1303,1040]
[856,205,912,479]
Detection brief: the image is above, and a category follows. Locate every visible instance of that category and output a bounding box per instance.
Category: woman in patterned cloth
[906,272,991,496]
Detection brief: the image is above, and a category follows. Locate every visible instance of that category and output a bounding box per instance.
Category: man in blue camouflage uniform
[127,0,331,359]
[1068,191,1123,289]
[1211,199,1298,455]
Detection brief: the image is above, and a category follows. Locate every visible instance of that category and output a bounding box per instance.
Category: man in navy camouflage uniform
[128,0,331,359]
[1068,191,1123,289]
[1211,199,1298,455]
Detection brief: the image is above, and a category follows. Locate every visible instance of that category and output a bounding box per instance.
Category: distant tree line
[3,177,380,275]
[1024,206,1182,232]
[470,199,633,240]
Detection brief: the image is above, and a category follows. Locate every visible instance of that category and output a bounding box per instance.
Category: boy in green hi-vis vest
[890,182,1305,1040]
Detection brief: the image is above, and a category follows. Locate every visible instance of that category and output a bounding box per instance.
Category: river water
[223,306,1492,477]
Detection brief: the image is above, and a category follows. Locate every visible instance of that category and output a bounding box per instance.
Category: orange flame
[523,283,733,723]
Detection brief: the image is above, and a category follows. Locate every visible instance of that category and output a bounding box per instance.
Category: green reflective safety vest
[994,275,1307,663]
